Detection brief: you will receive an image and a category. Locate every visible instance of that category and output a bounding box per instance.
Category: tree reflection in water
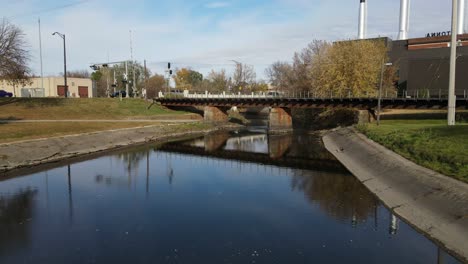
[0,188,38,256]
[291,170,377,225]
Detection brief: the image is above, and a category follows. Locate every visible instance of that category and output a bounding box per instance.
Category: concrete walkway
[323,127,468,262]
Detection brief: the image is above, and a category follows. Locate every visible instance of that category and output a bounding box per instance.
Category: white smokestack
[398,0,410,40]
[358,0,367,39]
[457,0,466,34]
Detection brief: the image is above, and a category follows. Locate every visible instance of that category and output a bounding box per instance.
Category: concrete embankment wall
[0,124,237,174]
[323,127,468,262]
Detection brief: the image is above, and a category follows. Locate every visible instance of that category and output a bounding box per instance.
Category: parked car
[0,90,13,97]
[111,90,126,98]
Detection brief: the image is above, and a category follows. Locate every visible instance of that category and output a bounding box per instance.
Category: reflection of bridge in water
[158,132,346,172]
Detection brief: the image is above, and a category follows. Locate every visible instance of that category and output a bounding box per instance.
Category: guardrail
[159,90,468,100]
[158,90,468,100]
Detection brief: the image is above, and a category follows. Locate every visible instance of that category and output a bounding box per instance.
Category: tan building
[0,77,95,98]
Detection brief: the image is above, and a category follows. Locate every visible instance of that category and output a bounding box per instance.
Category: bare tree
[232,62,256,93]
[206,69,229,92]
[0,19,31,89]
[146,73,166,98]
[265,61,293,92]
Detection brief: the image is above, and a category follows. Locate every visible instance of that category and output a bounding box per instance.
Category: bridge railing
[158,89,468,100]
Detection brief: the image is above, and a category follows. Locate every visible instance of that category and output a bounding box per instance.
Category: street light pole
[377,61,393,126]
[448,0,458,126]
[53,32,67,98]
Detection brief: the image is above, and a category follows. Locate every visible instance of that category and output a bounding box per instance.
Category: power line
[9,0,92,20]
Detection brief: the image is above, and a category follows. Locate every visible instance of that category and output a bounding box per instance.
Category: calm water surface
[0,131,461,264]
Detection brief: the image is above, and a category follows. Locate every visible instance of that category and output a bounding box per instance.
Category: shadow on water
[0,188,38,256]
[291,170,377,224]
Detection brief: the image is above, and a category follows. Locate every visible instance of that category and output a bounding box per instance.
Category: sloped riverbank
[323,127,468,262]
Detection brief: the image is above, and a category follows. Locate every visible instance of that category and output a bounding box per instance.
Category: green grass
[357,120,468,182]
[0,98,188,120]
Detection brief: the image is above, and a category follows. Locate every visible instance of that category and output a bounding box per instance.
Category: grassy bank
[0,98,188,120]
[357,120,468,182]
[0,122,161,143]
[0,122,212,144]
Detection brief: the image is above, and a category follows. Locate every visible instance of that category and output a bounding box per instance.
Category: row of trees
[266,39,398,97]
[171,64,268,94]
[1,18,396,99]
[88,62,268,98]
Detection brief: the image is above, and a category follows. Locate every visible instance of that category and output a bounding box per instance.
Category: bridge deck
[155,97,468,110]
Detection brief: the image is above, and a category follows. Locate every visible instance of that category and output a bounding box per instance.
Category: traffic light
[168,62,171,69]
[169,70,173,75]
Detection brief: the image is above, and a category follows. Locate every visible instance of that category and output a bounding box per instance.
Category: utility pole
[106,52,110,97]
[130,30,136,98]
[144,60,148,99]
[113,70,116,94]
[125,61,129,98]
[377,61,393,126]
[38,18,44,94]
[448,0,458,126]
[52,32,67,98]
[167,62,172,95]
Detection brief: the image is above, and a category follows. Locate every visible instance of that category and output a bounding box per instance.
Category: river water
[0,131,461,264]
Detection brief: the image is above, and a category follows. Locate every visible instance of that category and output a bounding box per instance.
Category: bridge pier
[204,106,229,123]
[204,132,230,152]
[268,134,293,159]
[357,110,376,124]
[269,107,293,131]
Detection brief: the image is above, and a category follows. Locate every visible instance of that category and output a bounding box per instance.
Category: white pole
[458,0,466,34]
[358,0,366,39]
[364,0,368,37]
[398,0,410,40]
[448,0,458,126]
[38,18,44,93]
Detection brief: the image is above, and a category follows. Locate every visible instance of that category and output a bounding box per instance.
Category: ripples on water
[0,131,461,264]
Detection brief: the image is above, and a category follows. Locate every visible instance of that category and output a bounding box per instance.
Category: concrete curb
[0,123,240,174]
[323,127,468,263]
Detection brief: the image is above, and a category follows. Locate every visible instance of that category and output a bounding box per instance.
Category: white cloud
[7,0,455,80]
[205,2,231,9]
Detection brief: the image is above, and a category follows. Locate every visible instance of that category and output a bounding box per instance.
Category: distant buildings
[0,77,95,98]
[388,34,468,98]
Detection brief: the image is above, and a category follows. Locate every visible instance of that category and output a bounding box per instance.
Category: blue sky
[1,0,456,79]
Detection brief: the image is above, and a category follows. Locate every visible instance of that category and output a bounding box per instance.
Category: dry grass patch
[0,122,161,143]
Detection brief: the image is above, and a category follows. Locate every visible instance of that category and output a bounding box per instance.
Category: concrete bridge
[154,95,468,130]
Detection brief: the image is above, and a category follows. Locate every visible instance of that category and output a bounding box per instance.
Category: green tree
[313,39,395,97]
[174,68,203,90]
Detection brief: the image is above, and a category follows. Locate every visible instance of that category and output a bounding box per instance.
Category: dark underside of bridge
[154,97,467,130]
[155,97,467,110]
